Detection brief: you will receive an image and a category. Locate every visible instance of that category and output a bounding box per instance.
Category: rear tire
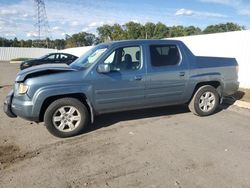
[189,85,219,116]
[44,98,89,138]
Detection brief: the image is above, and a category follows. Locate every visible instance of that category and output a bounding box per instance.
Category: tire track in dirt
[0,123,120,171]
[0,144,41,170]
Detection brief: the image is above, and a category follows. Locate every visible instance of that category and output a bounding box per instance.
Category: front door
[92,45,146,113]
[43,53,57,64]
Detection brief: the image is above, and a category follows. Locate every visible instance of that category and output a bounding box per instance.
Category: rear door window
[150,45,180,67]
[60,54,68,60]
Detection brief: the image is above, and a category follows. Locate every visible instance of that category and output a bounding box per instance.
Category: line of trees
[0,22,244,49]
[97,22,244,41]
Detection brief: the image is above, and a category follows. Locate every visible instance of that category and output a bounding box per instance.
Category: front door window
[104,46,141,72]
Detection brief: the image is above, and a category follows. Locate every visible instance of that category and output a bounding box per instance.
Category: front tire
[44,98,89,138]
[189,85,219,116]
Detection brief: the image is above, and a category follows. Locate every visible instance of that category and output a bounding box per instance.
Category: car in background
[20,53,78,70]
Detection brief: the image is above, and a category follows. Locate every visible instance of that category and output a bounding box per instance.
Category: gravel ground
[234,88,250,102]
[0,62,250,188]
[0,62,19,86]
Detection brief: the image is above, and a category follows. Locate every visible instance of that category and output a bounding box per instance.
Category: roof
[102,39,182,46]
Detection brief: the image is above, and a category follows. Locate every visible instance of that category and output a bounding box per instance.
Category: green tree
[0,37,6,47]
[0,22,245,49]
[169,26,187,37]
[111,24,127,41]
[65,32,96,48]
[53,39,65,49]
[97,24,113,42]
[203,22,243,34]
[20,40,25,47]
[13,37,19,47]
[125,21,143,39]
[185,26,202,36]
[144,22,156,39]
[25,40,32,47]
[153,22,170,38]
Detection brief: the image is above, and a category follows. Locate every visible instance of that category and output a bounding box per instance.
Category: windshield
[70,45,108,69]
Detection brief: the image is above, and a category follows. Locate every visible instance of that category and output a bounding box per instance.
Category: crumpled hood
[16,64,77,82]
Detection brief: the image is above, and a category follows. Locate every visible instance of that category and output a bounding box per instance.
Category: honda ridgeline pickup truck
[4,40,239,137]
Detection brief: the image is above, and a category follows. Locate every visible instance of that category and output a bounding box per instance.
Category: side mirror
[97,64,111,73]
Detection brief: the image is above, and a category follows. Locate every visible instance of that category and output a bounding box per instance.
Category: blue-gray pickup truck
[3,40,239,137]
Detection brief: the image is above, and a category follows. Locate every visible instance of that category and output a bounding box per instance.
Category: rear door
[145,43,189,106]
[54,53,61,63]
[68,55,77,64]
[60,54,69,64]
[92,45,146,113]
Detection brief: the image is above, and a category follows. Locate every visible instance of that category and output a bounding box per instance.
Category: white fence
[0,47,56,61]
[0,46,93,61]
[60,46,93,57]
[169,30,250,89]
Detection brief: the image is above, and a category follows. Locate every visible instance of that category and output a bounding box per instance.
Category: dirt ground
[233,88,250,102]
[0,62,250,188]
[0,62,19,87]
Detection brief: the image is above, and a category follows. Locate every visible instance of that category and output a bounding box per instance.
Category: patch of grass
[11,57,33,61]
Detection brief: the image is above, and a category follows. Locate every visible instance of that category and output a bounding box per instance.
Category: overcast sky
[0,0,250,39]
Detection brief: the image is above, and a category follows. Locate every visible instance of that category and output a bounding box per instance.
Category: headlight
[18,83,29,94]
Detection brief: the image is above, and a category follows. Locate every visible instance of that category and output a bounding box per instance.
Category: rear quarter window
[150,45,180,67]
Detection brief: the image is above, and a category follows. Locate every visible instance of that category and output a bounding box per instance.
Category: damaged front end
[15,64,77,82]
[3,90,17,118]
[3,64,77,120]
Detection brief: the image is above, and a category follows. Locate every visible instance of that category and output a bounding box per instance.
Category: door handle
[134,75,143,81]
[179,72,185,77]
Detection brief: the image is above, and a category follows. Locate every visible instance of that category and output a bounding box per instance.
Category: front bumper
[4,89,39,122]
[3,90,17,118]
